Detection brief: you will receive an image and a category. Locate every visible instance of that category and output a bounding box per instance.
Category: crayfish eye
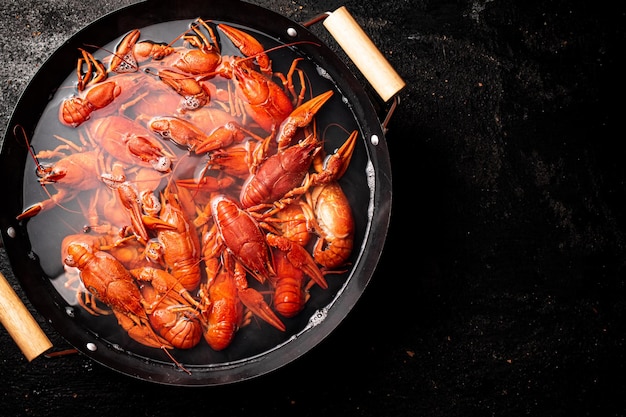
[145,239,163,262]
[35,165,53,178]
[158,130,172,141]
[42,168,67,182]
[152,156,171,173]
[64,254,76,267]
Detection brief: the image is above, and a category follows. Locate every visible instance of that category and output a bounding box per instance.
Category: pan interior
[14,16,376,377]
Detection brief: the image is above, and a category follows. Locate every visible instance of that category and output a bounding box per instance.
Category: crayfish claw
[77,48,108,91]
[238,287,286,331]
[275,90,334,151]
[266,233,328,289]
[311,129,358,185]
[16,203,43,220]
[142,215,177,231]
[109,29,141,74]
[218,23,271,74]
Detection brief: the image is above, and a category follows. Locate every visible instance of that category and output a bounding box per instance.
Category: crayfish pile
[18,19,357,359]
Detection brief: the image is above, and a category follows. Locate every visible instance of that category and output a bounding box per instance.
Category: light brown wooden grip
[323,6,406,102]
[0,271,52,361]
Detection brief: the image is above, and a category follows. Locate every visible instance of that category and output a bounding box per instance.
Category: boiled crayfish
[20,17,362,364]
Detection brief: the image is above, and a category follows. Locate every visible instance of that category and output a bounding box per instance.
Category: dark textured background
[1,0,625,416]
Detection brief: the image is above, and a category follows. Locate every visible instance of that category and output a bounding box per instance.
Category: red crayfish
[20,17,362,361]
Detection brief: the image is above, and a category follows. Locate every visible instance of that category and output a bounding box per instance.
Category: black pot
[0,0,399,386]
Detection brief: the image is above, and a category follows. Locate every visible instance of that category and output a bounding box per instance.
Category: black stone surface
[1,0,624,416]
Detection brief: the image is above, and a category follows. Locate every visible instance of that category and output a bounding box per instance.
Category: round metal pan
[0,0,393,386]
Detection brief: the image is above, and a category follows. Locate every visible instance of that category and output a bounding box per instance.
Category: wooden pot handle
[0,271,52,361]
[323,6,406,102]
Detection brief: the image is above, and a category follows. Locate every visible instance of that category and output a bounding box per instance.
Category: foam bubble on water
[366,159,376,220]
[316,65,332,80]
[307,307,329,328]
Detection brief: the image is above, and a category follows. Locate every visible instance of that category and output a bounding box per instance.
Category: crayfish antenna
[161,346,192,375]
